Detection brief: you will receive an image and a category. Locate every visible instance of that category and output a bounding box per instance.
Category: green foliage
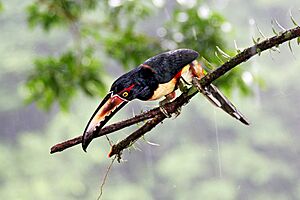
[25,0,165,111]
[103,28,161,69]
[25,48,105,111]
[0,1,3,12]
[215,68,253,97]
[27,0,97,31]
[162,3,252,96]
[164,5,227,59]
[24,0,249,111]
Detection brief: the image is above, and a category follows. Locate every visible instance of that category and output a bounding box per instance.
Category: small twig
[97,156,116,200]
[105,135,113,147]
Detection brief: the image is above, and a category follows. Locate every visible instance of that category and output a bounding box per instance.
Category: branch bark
[50,107,162,153]
[50,26,300,157]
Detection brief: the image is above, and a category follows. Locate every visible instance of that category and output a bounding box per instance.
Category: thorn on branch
[201,57,216,71]
[234,40,241,53]
[271,21,279,36]
[288,40,296,58]
[252,36,258,45]
[214,51,225,63]
[274,19,287,32]
[256,24,267,39]
[290,9,299,26]
[216,46,231,59]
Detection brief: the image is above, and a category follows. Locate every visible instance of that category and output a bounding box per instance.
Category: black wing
[142,49,199,83]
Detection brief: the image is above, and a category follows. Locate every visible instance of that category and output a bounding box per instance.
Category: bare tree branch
[50,26,300,156]
[50,107,162,153]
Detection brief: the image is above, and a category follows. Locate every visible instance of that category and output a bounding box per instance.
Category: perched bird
[82,49,249,152]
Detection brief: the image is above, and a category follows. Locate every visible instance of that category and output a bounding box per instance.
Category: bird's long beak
[82,92,128,152]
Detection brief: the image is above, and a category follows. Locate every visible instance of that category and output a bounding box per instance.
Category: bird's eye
[122,91,129,97]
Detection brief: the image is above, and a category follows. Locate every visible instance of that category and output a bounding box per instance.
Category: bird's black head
[109,66,159,101]
[109,69,141,101]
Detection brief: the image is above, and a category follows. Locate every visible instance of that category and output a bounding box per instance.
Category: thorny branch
[50,26,300,158]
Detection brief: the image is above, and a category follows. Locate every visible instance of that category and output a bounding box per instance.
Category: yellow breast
[148,61,204,101]
[149,78,177,100]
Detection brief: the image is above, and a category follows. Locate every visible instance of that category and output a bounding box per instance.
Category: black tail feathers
[200,83,249,125]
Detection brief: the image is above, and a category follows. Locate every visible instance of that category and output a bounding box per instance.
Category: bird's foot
[159,106,172,118]
[159,94,174,118]
[159,105,181,118]
[173,107,181,118]
[178,77,190,93]
[192,77,208,94]
[159,92,182,118]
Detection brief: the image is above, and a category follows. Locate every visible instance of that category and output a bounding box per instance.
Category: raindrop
[197,5,210,19]
[108,0,122,7]
[164,8,171,20]
[221,22,232,33]
[161,40,178,50]
[192,27,197,40]
[156,27,167,37]
[177,12,189,22]
[173,32,184,43]
[242,71,253,85]
[81,57,91,66]
[176,0,196,8]
[249,18,255,25]
[152,0,165,7]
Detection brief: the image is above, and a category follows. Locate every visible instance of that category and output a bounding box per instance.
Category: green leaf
[0,2,3,12]
[256,24,266,38]
[25,49,105,111]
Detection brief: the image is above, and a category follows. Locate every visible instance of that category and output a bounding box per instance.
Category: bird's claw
[160,106,172,118]
[159,98,172,118]
[159,100,181,118]
[178,77,190,93]
[192,77,207,94]
[173,107,181,118]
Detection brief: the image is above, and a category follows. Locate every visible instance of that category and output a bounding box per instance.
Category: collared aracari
[82,49,249,152]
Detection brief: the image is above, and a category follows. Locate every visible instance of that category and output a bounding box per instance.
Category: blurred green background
[1,0,300,199]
